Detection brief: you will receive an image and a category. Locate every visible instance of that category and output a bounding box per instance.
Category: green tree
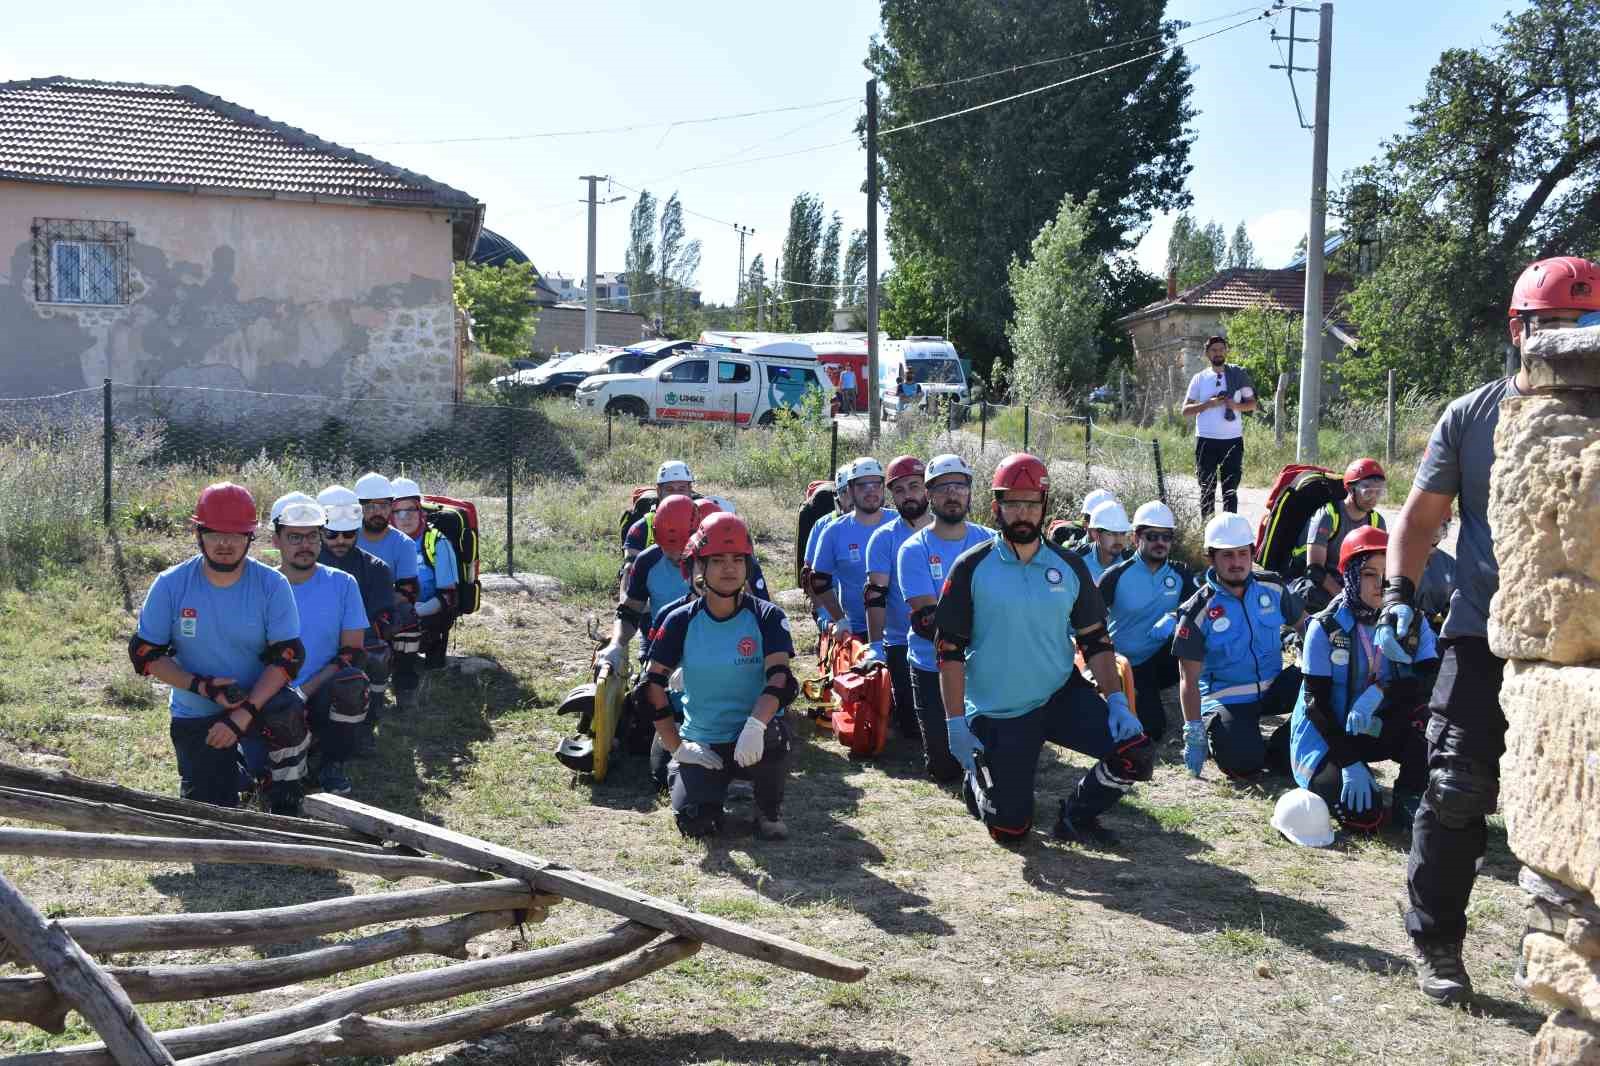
[1226,222,1259,269]
[1341,0,1600,398]
[1220,306,1300,405]
[656,192,702,337]
[1006,193,1105,402]
[451,261,539,357]
[624,190,656,315]
[870,0,1195,369]
[1167,213,1226,289]
[1099,256,1165,371]
[841,229,868,311]
[781,193,827,331]
[742,254,768,329]
[815,213,843,329]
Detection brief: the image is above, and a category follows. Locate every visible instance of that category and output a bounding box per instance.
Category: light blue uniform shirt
[814,510,894,635]
[805,512,839,624]
[865,516,924,646]
[1172,570,1304,709]
[136,556,299,719]
[1098,555,1197,666]
[417,535,458,602]
[287,564,369,684]
[897,522,994,671]
[358,526,419,583]
[649,596,795,743]
[625,545,691,622]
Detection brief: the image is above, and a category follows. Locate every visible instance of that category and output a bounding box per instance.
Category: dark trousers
[1406,638,1507,947]
[1205,667,1302,777]
[1306,701,1428,830]
[306,684,357,763]
[395,613,455,693]
[1195,436,1244,519]
[669,717,792,826]
[169,716,240,808]
[885,643,917,737]
[1130,651,1178,742]
[910,667,962,783]
[967,677,1130,841]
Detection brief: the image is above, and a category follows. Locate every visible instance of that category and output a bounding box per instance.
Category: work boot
[1414,940,1473,1005]
[754,814,789,841]
[319,762,353,796]
[1054,801,1120,848]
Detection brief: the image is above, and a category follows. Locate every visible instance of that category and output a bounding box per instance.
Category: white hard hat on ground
[656,460,693,485]
[1088,501,1133,533]
[270,492,325,527]
[926,453,973,484]
[1271,788,1336,847]
[353,472,393,500]
[1133,500,1177,530]
[317,485,362,532]
[1204,512,1256,550]
[1082,488,1117,516]
[390,476,422,500]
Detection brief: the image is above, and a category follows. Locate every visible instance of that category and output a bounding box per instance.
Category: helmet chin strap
[198,535,246,573]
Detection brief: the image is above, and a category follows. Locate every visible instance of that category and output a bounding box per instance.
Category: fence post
[829,419,838,477]
[1083,417,1092,481]
[503,409,515,577]
[1118,368,1126,420]
[1274,372,1288,448]
[101,378,113,527]
[1023,405,1030,452]
[1382,368,1395,464]
[1152,439,1166,504]
[980,401,987,452]
[606,407,613,451]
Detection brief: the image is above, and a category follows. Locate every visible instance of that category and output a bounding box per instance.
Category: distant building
[585,271,630,305]
[542,273,584,302]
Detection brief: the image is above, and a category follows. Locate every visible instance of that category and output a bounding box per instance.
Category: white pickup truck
[574,342,833,427]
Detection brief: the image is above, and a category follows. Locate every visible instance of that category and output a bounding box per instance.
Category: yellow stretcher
[591,663,625,782]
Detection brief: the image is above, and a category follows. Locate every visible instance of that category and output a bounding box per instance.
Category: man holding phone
[1182,336,1257,520]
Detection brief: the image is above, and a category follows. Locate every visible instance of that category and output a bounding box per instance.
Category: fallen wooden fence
[0,765,866,1066]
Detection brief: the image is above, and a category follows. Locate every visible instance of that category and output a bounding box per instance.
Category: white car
[575,342,833,427]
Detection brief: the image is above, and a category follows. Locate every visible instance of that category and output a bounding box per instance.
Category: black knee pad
[1424,757,1498,829]
[675,805,722,839]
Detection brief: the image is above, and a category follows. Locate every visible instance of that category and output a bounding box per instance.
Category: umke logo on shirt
[736,636,757,662]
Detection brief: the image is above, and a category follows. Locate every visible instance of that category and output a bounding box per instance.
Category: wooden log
[0,764,375,846]
[0,788,388,856]
[3,923,665,1066]
[0,828,486,884]
[53,879,555,956]
[302,794,868,983]
[172,937,700,1066]
[0,911,519,1034]
[0,872,175,1066]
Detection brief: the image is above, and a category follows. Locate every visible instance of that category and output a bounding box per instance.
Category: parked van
[575,341,833,427]
[880,337,970,417]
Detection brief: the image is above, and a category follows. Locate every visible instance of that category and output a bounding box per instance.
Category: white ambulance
[573,341,833,427]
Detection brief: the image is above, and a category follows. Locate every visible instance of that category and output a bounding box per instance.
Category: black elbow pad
[335,646,367,671]
[395,577,420,603]
[1075,627,1115,662]
[937,635,968,665]
[863,583,889,609]
[911,605,938,640]
[260,638,306,677]
[615,603,646,629]
[808,571,834,596]
[763,664,799,707]
[127,634,173,676]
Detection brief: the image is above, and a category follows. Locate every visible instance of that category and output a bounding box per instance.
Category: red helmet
[190,482,258,534]
[692,512,755,558]
[1343,457,1386,488]
[653,495,696,559]
[693,498,723,527]
[1509,257,1600,318]
[1338,525,1389,574]
[992,453,1049,497]
[885,454,926,487]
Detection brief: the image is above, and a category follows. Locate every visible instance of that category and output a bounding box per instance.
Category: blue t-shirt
[865,516,925,646]
[136,556,300,719]
[1098,555,1198,666]
[1290,603,1439,786]
[935,539,1107,721]
[287,564,370,684]
[624,517,651,555]
[1171,570,1304,708]
[625,545,691,622]
[814,510,894,635]
[358,527,419,583]
[804,512,840,623]
[649,595,795,743]
[897,522,994,671]
[417,533,458,602]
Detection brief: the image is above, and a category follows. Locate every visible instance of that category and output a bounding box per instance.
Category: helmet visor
[322,502,363,531]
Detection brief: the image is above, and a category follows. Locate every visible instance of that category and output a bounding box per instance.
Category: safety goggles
[391,506,421,520]
[1583,311,1600,327]
[198,528,253,544]
[1351,477,1386,493]
[360,500,391,512]
[322,502,363,528]
[997,497,1045,513]
[928,480,971,496]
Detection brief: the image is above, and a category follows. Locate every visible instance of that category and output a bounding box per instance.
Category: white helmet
[1082,488,1116,517]
[317,485,362,532]
[1132,500,1177,531]
[706,495,736,514]
[834,464,852,494]
[1271,788,1335,848]
[390,476,422,501]
[1088,501,1132,533]
[270,491,325,528]
[925,453,973,485]
[848,457,884,483]
[656,460,693,485]
[1204,512,1256,550]
[353,471,392,501]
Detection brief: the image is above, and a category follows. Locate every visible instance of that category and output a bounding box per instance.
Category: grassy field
[0,461,1541,1066]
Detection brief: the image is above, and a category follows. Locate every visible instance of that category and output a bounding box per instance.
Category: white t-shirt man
[1185,362,1255,441]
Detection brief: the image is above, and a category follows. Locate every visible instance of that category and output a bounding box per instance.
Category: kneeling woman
[637,513,796,841]
[1290,526,1437,834]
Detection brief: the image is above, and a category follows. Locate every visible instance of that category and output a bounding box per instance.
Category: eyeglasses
[998,498,1045,513]
[852,479,884,492]
[199,529,252,545]
[280,530,322,546]
[323,529,358,541]
[928,481,970,495]
[391,507,421,519]
[360,501,391,512]
[1139,531,1174,543]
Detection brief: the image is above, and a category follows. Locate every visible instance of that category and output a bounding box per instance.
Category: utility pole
[580,175,606,351]
[734,224,753,310]
[1273,4,1333,462]
[866,77,881,442]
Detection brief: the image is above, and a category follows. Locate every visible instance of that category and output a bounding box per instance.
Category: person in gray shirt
[1416,516,1456,630]
[1375,255,1600,1007]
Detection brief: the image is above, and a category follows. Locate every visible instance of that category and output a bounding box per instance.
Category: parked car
[574,342,833,427]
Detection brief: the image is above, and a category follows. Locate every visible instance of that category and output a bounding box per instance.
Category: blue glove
[945,715,983,774]
[1149,612,1178,643]
[1106,691,1141,742]
[1375,603,1417,664]
[864,640,886,664]
[1183,720,1207,777]
[1340,762,1377,814]
[1344,685,1384,737]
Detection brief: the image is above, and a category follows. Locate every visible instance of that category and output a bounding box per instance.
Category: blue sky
[5,0,1517,305]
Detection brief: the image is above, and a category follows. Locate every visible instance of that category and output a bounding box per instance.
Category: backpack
[619,488,658,547]
[796,481,837,587]
[420,495,481,614]
[1254,465,1343,579]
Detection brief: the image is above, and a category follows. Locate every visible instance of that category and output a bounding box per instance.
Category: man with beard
[265,494,369,801]
[317,484,395,743]
[864,455,933,740]
[1077,500,1134,584]
[352,472,423,708]
[812,458,892,642]
[934,453,1148,847]
[897,454,993,782]
[1173,513,1305,780]
[1291,458,1387,613]
[1182,336,1256,520]
[128,483,302,807]
[1097,502,1198,742]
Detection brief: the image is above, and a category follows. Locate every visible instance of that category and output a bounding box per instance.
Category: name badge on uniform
[1045,567,1064,590]
[929,555,944,581]
[1164,575,1177,590]
[1329,649,1350,666]
[180,607,198,638]
[1211,615,1231,633]
[849,544,861,563]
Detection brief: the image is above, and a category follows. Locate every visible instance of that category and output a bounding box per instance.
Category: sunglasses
[323,529,358,540]
[1140,531,1174,543]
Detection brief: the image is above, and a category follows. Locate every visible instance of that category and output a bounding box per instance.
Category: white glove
[416,596,443,617]
[595,642,626,676]
[671,741,724,770]
[734,717,766,767]
[668,667,685,693]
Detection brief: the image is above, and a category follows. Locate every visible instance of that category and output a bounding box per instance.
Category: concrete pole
[866,77,881,442]
[580,174,605,351]
[1294,3,1333,463]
